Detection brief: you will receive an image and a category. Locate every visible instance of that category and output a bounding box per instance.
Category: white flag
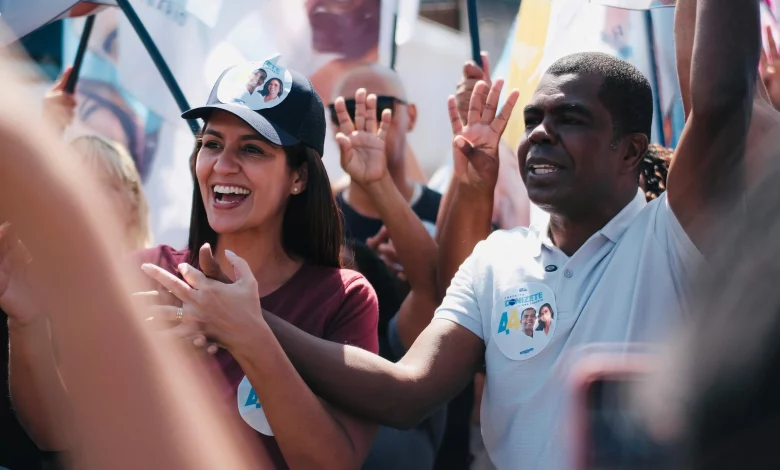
[0,0,115,45]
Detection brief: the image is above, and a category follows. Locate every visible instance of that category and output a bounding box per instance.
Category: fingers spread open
[365,93,378,134]
[333,96,356,134]
[467,81,489,125]
[481,79,505,124]
[448,95,464,135]
[490,89,520,135]
[377,109,391,142]
[354,88,367,131]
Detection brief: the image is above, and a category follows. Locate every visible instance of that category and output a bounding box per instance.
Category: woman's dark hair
[535,303,554,331]
[260,78,284,99]
[186,124,342,268]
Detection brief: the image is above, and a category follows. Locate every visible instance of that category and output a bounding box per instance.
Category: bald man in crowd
[330,64,442,243]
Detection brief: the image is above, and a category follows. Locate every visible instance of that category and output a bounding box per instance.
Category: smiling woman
[6,58,380,470]
[130,60,381,470]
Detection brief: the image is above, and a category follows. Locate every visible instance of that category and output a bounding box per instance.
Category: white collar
[528,188,647,257]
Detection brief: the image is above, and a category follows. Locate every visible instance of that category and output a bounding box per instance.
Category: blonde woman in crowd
[70,135,152,251]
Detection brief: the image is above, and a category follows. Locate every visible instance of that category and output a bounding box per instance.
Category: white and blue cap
[182,56,326,156]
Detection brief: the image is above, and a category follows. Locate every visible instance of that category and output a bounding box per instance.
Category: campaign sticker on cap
[237,375,274,436]
[491,283,557,361]
[217,56,293,111]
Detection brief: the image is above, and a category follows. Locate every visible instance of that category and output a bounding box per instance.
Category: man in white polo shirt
[229,0,766,468]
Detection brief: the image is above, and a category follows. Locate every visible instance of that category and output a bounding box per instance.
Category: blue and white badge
[217,56,293,111]
[492,282,557,361]
[237,375,274,436]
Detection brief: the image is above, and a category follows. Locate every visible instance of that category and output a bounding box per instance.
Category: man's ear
[407,103,418,132]
[623,133,649,175]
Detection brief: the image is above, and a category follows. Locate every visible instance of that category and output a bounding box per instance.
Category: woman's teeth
[213,185,251,204]
[213,185,251,195]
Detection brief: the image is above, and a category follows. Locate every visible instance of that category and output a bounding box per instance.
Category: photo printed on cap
[217,58,293,111]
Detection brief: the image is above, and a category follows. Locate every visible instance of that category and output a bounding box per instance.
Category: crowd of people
[2,0,780,468]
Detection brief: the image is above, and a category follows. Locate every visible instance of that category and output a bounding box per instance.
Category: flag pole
[644,10,665,145]
[114,0,198,135]
[64,14,95,94]
[467,0,483,68]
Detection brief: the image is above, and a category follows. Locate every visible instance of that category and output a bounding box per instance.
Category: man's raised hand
[334,88,392,186]
[448,79,520,192]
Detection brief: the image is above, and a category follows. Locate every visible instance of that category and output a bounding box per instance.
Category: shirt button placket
[564,269,573,278]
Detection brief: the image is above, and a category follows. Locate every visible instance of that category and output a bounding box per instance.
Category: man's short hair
[546,52,653,139]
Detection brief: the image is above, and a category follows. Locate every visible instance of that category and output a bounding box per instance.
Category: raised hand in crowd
[42,66,76,134]
[334,88,439,347]
[335,88,392,186]
[437,79,519,295]
[455,52,491,126]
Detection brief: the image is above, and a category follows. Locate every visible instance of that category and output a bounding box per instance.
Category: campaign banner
[502,0,553,151]
[62,0,396,247]
[0,0,115,44]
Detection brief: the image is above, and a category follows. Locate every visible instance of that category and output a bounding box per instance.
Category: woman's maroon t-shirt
[134,245,379,469]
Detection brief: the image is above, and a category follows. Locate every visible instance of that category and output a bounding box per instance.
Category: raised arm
[668,0,761,247]
[335,89,440,348]
[435,54,492,247]
[438,79,520,296]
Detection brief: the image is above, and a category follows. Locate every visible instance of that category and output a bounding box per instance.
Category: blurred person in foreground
[642,139,780,470]
[0,45,272,469]
[206,0,763,468]
[9,59,380,470]
[1,71,152,469]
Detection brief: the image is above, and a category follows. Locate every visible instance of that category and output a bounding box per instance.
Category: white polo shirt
[434,190,702,470]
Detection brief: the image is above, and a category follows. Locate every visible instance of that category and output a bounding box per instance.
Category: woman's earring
[293,187,299,193]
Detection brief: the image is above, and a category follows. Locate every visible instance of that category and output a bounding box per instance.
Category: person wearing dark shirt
[329,63,442,244]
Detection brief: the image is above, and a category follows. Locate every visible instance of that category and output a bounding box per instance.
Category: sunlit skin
[517,73,643,219]
[522,308,536,338]
[196,111,302,237]
[333,65,412,169]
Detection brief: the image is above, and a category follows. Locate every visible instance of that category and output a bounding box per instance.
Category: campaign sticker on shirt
[217,56,293,111]
[237,375,274,436]
[491,283,557,361]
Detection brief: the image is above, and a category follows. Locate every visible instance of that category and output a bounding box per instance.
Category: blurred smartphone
[572,353,677,470]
